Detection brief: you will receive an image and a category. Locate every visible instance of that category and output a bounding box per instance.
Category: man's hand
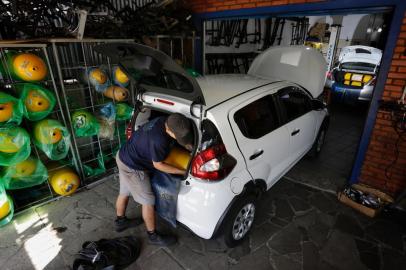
[152,161,186,175]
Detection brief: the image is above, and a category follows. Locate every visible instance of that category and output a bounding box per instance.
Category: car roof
[196,74,278,107]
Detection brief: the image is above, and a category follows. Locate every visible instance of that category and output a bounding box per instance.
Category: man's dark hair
[166,113,193,148]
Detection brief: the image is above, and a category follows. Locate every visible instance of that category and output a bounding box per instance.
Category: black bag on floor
[72,236,141,270]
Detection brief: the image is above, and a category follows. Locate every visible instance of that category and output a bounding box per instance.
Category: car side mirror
[311,99,326,111]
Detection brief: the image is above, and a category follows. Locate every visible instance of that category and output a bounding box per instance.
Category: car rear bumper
[331,84,373,102]
[176,177,235,239]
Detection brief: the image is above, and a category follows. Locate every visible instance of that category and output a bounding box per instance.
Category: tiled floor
[286,102,369,192]
[0,176,404,270]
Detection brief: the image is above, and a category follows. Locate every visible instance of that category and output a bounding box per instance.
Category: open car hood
[94,43,205,105]
[248,46,327,98]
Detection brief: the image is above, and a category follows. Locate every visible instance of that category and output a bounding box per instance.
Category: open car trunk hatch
[248,46,326,98]
[94,43,205,105]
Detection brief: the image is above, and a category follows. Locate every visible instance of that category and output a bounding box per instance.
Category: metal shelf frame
[0,42,81,211]
[0,36,198,212]
[48,39,135,185]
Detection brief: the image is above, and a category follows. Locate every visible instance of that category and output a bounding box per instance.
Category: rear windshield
[140,71,194,93]
[340,62,376,72]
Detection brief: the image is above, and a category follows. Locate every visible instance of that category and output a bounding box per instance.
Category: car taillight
[327,71,332,80]
[368,78,376,86]
[126,121,133,140]
[191,144,236,181]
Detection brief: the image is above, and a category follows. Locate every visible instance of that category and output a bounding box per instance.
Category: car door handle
[291,129,300,136]
[249,150,264,160]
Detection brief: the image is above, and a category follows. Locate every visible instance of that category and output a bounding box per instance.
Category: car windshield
[340,62,376,72]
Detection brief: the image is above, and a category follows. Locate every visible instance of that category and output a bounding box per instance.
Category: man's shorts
[116,153,155,205]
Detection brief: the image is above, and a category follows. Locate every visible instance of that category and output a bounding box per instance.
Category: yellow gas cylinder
[0,130,21,153]
[24,89,50,112]
[11,158,37,178]
[12,53,47,81]
[114,66,129,85]
[89,68,108,85]
[33,119,63,145]
[0,102,14,123]
[0,199,11,220]
[164,147,191,170]
[103,86,129,101]
[48,165,80,196]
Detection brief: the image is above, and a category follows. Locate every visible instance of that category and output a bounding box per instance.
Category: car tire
[308,124,327,157]
[221,193,257,248]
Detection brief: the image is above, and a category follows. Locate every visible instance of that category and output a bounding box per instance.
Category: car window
[340,62,376,73]
[278,87,312,122]
[234,95,280,139]
[139,71,194,93]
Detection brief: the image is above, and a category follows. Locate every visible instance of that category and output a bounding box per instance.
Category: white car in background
[96,44,329,247]
[327,45,382,102]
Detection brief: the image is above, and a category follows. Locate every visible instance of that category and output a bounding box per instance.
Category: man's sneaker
[115,217,143,232]
[148,231,177,246]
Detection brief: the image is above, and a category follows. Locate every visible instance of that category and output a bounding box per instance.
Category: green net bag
[71,110,100,137]
[1,156,48,190]
[33,119,71,160]
[0,182,14,227]
[186,68,201,77]
[117,122,128,146]
[0,126,31,166]
[0,51,48,82]
[83,151,106,177]
[115,103,134,121]
[0,92,23,126]
[16,83,56,121]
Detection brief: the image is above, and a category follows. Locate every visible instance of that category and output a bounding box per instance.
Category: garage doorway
[202,11,392,192]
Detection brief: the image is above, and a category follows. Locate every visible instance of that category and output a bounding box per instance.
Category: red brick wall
[360,15,406,195]
[189,0,322,13]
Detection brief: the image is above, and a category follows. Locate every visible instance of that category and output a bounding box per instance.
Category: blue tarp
[150,171,181,227]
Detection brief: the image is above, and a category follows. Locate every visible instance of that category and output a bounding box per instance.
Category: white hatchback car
[96,44,329,247]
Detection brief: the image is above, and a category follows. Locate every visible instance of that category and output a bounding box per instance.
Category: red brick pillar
[360,15,406,195]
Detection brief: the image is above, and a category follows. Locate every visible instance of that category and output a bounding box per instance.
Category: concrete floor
[1,175,405,270]
[286,103,368,192]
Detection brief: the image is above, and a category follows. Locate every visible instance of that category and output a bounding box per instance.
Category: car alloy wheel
[232,203,255,240]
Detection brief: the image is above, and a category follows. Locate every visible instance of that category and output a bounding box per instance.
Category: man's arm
[153,161,186,175]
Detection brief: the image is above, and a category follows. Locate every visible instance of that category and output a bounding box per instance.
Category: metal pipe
[49,43,84,180]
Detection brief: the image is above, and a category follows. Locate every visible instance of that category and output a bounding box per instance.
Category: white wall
[307,13,385,44]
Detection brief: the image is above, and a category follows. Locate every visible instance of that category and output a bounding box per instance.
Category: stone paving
[0,176,405,270]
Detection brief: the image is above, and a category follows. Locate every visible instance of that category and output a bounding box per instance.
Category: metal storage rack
[0,36,198,213]
[0,42,80,211]
[152,35,197,69]
[48,39,135,185]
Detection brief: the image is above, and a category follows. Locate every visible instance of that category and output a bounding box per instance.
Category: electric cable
[383,109,406,185]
